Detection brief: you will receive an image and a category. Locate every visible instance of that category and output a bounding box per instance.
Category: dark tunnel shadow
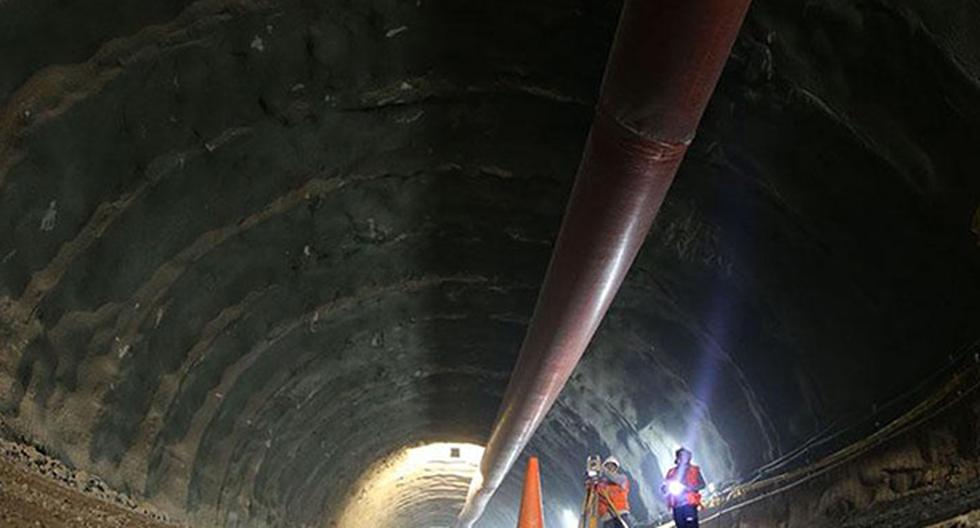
[404,0,617,526]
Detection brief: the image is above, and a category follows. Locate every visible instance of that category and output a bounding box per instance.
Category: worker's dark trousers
[602,513,631,528]
[672,505,699,528]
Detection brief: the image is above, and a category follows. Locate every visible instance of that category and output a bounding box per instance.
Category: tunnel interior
[1,0,979,527]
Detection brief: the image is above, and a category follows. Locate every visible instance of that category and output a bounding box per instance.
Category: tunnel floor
[0,428,176,528]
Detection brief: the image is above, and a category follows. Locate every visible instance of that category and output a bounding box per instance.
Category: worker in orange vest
[661,448,706,528]
[596,456,631,527]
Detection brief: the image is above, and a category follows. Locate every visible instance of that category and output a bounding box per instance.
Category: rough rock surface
[929,511,980,528]
[0,0,978,526]
[641,358,980,528]
[0,425,179,527]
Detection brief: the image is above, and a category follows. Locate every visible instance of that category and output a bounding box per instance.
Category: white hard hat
[602,456,620,469]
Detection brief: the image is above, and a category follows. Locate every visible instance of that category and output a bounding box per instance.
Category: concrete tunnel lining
[0,0,978,526]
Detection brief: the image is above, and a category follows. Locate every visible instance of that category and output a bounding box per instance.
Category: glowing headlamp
[667,480,686,496]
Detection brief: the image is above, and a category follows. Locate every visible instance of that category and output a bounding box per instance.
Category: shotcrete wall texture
[0,0,978,526]
[692,360,980,528]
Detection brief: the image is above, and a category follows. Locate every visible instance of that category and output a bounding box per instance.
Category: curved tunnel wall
[0,0,978,527]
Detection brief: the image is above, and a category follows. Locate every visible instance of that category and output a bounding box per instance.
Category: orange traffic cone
[517,456,545,528]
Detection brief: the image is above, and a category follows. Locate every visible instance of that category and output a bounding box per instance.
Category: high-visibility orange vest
[597,478,630,516]
[665,465,703,508]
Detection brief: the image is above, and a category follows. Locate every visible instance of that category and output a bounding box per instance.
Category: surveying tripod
[579,455,630,528]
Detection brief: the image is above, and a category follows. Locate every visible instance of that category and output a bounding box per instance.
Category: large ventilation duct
[454,1,753,526]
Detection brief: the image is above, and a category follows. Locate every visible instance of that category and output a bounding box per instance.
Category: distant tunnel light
[335,442,484,528]
[400,442,484,468]
[563,508,579,528]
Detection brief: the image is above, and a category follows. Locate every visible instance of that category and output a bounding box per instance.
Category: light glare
[563,508,579,528]
[667,480,686,496]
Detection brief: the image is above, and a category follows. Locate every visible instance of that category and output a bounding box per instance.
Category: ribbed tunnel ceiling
[0,0,979,527]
